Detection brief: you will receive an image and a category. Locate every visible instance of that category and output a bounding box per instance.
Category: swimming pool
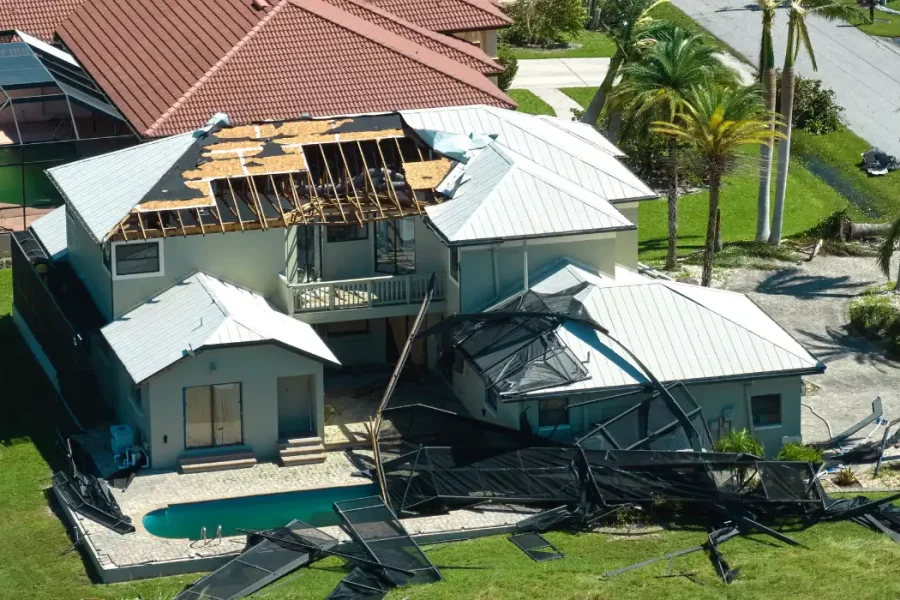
[142,483,379,540]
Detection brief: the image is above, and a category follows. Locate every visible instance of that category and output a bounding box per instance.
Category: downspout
[522,240,528,291]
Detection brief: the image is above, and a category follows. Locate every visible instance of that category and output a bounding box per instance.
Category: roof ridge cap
[442,0,511,26]
[144,0,289,136]
[660,283,819,365]
[290,0,511,106]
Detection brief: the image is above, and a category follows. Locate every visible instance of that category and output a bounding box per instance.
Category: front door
[278,375,314,438]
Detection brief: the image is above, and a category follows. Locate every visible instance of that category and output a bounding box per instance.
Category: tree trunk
[582,53,623,124]
[702,170,721,287]
[714,209,723,252]
[665,136,679,271]
[769,64,796,246]
[847,222,893,239]
[607,110,624,144]
[756,65,777,242]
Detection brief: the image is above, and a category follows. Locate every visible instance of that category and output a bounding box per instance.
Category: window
[538,398,569,428]
[327,224,367,243]
[449,246,459,282]
[375,218,415,275]
[113,241,163,278]
[751,394,782,428]
[326,320,369,337]
[184,383,242,448]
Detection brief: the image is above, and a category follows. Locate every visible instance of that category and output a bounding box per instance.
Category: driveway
[672,0,900,156]
[722,255,900,443]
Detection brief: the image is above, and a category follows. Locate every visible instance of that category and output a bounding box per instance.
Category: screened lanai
[0,30,136,231]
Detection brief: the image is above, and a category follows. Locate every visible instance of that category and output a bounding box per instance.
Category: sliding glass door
[184,383,243,448]
[375,218,415,275]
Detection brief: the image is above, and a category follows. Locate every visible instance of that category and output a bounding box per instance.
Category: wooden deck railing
[289,272,446,313]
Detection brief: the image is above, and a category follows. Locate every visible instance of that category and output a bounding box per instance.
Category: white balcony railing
[290,272,446,313]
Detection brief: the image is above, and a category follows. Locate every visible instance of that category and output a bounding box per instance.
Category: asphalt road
[671,0,900,156]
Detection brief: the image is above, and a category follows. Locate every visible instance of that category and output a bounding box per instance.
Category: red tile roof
[362,0,510,32]
[0,0,86,41]
[322,0,502,74]
[58,0,512,137]
[147,0,513,136]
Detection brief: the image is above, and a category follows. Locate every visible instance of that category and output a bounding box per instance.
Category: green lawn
[507,30,616,59]
[842,0,900,37]
[508,89,556,116]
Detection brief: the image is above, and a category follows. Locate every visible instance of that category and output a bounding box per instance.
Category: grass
[507,30,616,59]
[842,0,900,37]
[508,89,556,116]
[560,88,859,262]
[5,270,900,598]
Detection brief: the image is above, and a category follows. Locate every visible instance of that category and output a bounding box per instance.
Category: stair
[180,451,257,474]
[279,436,327,467]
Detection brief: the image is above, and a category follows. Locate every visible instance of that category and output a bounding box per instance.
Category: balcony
[285,272,447,323]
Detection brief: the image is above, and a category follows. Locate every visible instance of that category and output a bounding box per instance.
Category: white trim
[111,239,165,280]
[457,231,616,251]
[16,30,81,66]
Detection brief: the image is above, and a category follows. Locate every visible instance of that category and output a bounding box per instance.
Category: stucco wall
[66,208,113,321]
[615,203,640,268]
[112,228,287,318]
[145,344,324,469]
[450,363,803,456]
[458,235,617,312]
[318,318,388,366]
[91,334,148,443]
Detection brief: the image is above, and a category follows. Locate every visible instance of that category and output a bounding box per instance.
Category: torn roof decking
[58,114,449,242]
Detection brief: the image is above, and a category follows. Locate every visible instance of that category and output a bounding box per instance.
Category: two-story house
[14,106,823,472]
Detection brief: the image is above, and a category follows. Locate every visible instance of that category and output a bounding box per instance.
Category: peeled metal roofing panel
[29,206,68,260]
[101,272,338,383]
[46,132,196,242]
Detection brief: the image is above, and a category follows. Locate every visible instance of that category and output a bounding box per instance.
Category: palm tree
[613,28,737,271]
[768,0,865,245]
[756,0,778,242]
[652,86,783,286]
[877,217,900,290]
[581,0,672,126]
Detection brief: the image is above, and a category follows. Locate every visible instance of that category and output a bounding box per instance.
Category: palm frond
[877,217,900,278]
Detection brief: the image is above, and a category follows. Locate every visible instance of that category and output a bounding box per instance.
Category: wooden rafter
[245,176,269,230]
[317,144,347,224]
[305,170,328,223]
[224,178,246,232]
[194,208,206,235]
[336,141,371,222]
[135,211,148,240]
[356,141,389,219]
[287,174,309,225]
[374,139,405,216]
[175,210,187,237]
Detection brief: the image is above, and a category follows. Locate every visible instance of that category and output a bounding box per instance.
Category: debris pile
[862,147,900,176]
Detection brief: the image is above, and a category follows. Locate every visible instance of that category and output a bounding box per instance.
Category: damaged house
[11,105,823,475]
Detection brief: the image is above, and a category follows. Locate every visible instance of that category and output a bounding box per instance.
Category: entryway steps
[180,451,257,474]
[279,436,326,466]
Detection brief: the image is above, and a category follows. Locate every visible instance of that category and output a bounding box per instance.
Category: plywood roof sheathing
[404,159,454,190]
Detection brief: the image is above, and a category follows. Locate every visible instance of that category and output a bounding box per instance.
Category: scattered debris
[862,148,900,176]
[509,533,565,562]
[50,471,134,535]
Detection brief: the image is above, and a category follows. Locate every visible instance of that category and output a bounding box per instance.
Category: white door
[278,376,314,437]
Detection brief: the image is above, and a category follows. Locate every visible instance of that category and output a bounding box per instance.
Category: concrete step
[281,452,327,466]
[280,444,325,457]
[180,453,257,474]
[278,436,323,449]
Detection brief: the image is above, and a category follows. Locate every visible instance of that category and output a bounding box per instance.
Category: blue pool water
[142,483,379,539]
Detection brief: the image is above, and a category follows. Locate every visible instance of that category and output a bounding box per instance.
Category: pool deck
[64,453,532,583]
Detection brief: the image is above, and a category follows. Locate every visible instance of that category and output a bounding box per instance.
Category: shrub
[714,429,763,457]
[776,442,824,463]
[833,467,858,487]
[849,293,900,354]
[496,45,518,92]
[504,0,587,47]
[776,74,845,135]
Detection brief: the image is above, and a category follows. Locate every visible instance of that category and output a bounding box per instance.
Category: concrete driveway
[509,57,612,89]
[722,255,900,443]
[672,0,900,155]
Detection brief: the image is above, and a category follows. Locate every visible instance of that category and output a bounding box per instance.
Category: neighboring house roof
[0,0,86,41]
[402,106,657,204]
[30,206,68,260]
[506,262,824,397]
[58,0,511,138]
[363,0,511,32]
[46,132,196,243]
[102,272,339,384]
[322,0,502,74]
[425,143,635,244]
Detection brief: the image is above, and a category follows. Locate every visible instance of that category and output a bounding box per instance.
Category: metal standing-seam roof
[45,132,196,242]
[401,105,657,204]
[425,143,635,244]
[102,272,339,384]
[29,206,68,260]
[511,263,824,396]
[362,0,511,32]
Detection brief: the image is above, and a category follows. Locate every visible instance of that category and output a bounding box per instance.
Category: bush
[776,74,845,135]
[776,442,824,463]
[849,293,900,354]
[504,0,587,47]
[496,45,518,92]
[833,467,858,487]
[714,429,764,456]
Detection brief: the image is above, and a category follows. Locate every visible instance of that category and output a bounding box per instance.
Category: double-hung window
[751,394,782,428]
[112,241,163,279]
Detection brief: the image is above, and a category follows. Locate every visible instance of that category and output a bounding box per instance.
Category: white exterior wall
[615,202,640,269]
[145,344,324,469]
[66,207,113,321]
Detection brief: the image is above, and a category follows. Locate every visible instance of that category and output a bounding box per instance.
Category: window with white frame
[751,394,782,427]
[112,241,163,278]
